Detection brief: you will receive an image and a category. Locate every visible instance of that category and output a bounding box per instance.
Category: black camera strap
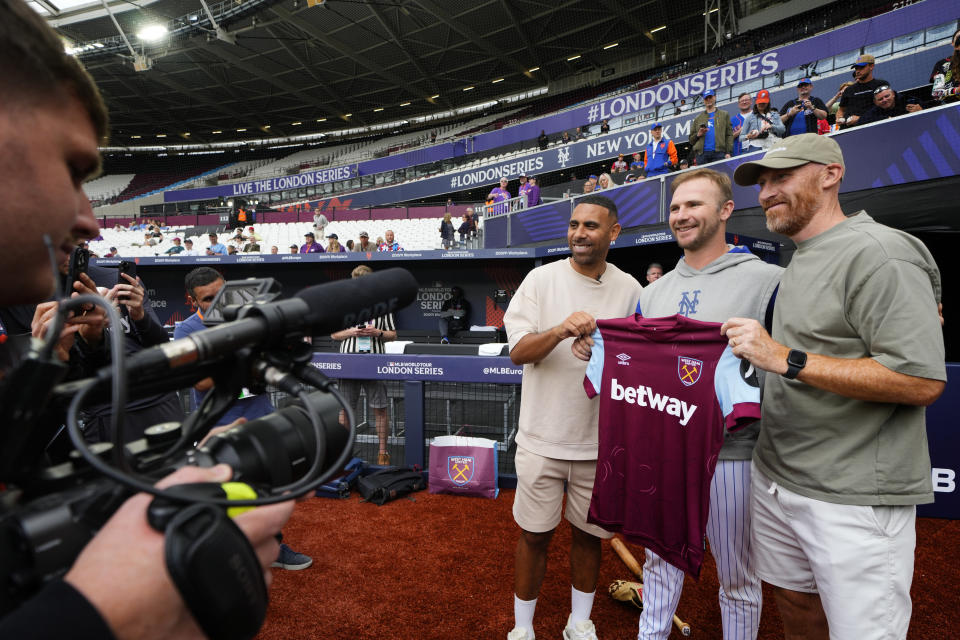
[161,502,267,640]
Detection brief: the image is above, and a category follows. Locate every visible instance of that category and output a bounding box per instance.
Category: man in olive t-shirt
[722,134,945,640]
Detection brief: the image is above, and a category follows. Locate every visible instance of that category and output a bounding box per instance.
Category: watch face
[788,350,807,367]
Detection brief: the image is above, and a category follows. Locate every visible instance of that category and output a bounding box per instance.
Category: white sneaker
[562,614,598,640]
[507,627,534,640]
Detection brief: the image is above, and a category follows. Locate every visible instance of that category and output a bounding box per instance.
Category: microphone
[96,268,419,389]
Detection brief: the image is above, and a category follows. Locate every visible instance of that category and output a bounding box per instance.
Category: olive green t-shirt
[754,212,945,506]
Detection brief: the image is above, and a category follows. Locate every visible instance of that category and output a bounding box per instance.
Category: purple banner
[309,352,523,384]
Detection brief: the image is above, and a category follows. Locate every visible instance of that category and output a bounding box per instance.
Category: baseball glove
[608,579,643,610]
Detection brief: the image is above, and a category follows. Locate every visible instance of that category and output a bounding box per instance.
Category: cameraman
[0,2,293,637]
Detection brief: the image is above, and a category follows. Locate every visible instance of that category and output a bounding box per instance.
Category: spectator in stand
[375,236,385,248]
[780,78,828,137]
[300,231,323,253]
[325,233,345,253]
[270,245,278,254]
[488,177,512,214]
[458,214,472,246]
[525,176,541,207]
[583,181,595,194]
[439,286,471,343]
[439,213,455,249]
[538,130,549,150]
[690,89,733,165]
[227,245,238,255]
[644,122,678,177]
[378,229,403,252]
[517,174,531,206]
[289,244,298,254]
[858,85,923,125]
[345,239,354,251]
[313,211,329,235]
[205,232,227,255]
[246,226,262,242]
[731,92,753,155]
[679,158,690,170]
[330,264,398,465]
[629,152,644,171]
[836,55,888,128]
[446,198,454,210]
[182,238,197,256]
[930,27,960,105]
[595,173,614,191]
[574,127,587,141]
[104,246,118,257]
[356,231,377,252]
[519,174,539,207]
[742,89,786,153]
[560,131,572,144]
[242,236,261,253]
[645,262,664,283]
[825,78,854,118]
[600,119,610,134]
[164,237,184,255]
[611,154,628,173]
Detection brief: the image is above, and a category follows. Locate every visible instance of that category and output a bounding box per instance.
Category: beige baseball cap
[733,133,844,186]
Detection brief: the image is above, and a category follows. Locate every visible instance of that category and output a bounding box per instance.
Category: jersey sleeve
[583,327,606,398]
[713,345,761,430]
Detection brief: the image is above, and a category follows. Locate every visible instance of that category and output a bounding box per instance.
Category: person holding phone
[741,89,786,153]
[780,78,828,137]
[689,90,733,165]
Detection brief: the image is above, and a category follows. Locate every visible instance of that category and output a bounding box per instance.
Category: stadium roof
[45,0,717,145]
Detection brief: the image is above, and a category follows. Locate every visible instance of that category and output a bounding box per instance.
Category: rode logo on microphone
[342,297,400,326]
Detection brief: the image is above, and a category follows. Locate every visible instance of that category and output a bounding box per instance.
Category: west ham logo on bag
[678,356,702,386]
[447,456,475,486]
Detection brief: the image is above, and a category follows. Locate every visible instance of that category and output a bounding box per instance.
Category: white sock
[513,594,537,636]
[570,586,596,625]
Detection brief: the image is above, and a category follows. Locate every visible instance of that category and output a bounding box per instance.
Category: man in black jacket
[858,85,923,126]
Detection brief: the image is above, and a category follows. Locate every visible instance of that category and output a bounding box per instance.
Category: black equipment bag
[357,466,425,505]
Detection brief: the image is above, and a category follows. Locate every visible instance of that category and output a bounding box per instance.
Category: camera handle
[149,483,267,640]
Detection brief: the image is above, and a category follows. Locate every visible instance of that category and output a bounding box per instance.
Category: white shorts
[512,446,612,539]
[751,464,916,639]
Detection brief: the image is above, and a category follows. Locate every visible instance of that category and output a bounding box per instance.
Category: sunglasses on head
[873,85,891,95]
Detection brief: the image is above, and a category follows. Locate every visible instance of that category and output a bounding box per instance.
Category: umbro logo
[616,353,631,365]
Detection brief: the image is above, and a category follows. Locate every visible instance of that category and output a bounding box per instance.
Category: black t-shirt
[839,78,888,117]
[0,580,116,639]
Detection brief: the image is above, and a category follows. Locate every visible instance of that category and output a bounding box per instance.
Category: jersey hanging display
[583,314,761,577]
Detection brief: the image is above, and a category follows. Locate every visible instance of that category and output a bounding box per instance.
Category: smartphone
[66,247,89,294]
[117,260,137,284]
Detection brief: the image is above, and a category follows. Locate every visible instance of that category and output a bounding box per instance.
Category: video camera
[0,268,419,639]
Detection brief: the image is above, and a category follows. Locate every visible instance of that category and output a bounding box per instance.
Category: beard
[763,172,821,237]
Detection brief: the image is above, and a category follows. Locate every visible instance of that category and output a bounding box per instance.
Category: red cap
[756,89,770,104]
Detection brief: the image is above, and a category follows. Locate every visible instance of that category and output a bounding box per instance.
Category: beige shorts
[751,464,916,639]
[512,445,612,539]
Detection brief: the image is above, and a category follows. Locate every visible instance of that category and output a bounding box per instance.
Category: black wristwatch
[783,349,807,379]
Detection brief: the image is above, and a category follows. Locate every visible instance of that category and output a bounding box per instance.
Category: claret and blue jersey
[583,314,760,577]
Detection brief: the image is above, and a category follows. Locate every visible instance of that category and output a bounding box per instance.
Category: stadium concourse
[29,0,960,638]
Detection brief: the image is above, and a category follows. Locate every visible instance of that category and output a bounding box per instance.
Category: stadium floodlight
[430,94,439,99]
[373,107,384,112]
[604,43,619,50]
[528,67,540,72]
[316,118,327,122]
[650,25,667,33]
[291,121,302,125]
[399,102,410,106]
[567,54,581,61]
[463,86,475,91]
[492,78,504,83]
[343,113,352,118]
[137,24,168,42]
